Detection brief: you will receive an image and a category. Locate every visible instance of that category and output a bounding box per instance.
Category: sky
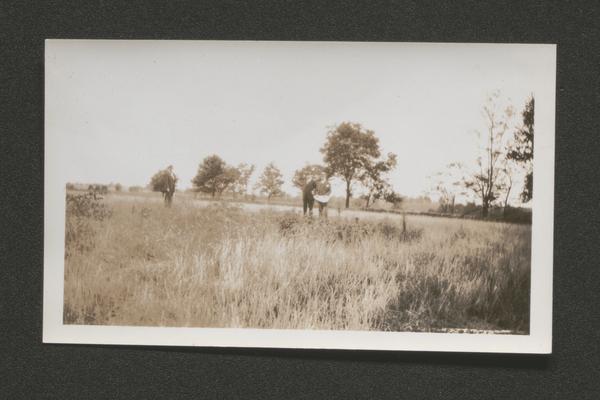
[46,40,554,204]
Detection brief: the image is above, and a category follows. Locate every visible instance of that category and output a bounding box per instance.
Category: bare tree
[498,158,517,218]
[463,92,514,217]
[429,163,465,214]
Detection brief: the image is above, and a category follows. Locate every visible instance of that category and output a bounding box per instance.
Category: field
[63,192,531,333]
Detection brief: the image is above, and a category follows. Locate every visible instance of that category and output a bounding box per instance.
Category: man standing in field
[314,179,332,218]
[302,179,317,216]
[164,165,177,207]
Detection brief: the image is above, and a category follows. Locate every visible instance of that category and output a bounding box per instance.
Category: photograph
[43,40,555,352]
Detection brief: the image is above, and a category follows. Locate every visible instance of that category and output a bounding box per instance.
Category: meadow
[63,192,531,333]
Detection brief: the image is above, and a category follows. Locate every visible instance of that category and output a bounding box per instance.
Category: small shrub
[67,190,111,220]
[278,213,303,236]
[65,191,111,257]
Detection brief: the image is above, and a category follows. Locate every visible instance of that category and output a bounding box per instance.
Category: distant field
[63,192,531,333]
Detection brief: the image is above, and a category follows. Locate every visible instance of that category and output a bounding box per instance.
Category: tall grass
[63,195,530,333]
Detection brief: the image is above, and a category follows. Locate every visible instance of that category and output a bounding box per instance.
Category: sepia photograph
[43,40,555,352]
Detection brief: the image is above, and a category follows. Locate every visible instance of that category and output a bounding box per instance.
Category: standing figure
[164,165,177,207]
[314,179,332,218]
[302,179,317,216]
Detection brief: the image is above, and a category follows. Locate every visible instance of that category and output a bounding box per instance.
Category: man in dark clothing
[163,165,177,207]
[302,180,317,216]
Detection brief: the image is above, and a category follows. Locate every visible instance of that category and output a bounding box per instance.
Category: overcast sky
[46,40,554,203]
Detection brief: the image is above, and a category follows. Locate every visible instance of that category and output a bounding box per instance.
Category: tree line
[150,91,534,219]
[429,92,534,218]
[150,121,401,209]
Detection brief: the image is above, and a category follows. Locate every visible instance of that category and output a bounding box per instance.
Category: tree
[192,155,237,198]
[429,163,466,214]
[115,183,122,192]
[359,153,397,208]
[150,165,177,206]
[320,122,382,208]
[256,162,284,200]
[431,180,454,213]
[383,190,403,209]
[292,164,326,191]
[463,92,514,218]
[507,96,534,202]
[229,163,255,198]
[498,158,516,218]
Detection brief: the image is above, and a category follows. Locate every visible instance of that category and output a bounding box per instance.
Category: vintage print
[44,40,555,352]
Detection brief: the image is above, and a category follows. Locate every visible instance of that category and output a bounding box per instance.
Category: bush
[65,191,111,258]
[278,213,303,235]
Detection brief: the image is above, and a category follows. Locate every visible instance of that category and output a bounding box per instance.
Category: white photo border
[43,40,555,353]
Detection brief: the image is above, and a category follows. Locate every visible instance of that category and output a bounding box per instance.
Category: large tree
[359,153,397,209]
[192,155,237,198]
[292,164,326,191]
[507,96,534,203]
[256,162,285,200]
[150,165,177,206]
[464,92,514,218]
[320,122,382,208]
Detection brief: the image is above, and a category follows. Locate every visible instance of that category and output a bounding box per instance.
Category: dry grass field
[63,192,531,333]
